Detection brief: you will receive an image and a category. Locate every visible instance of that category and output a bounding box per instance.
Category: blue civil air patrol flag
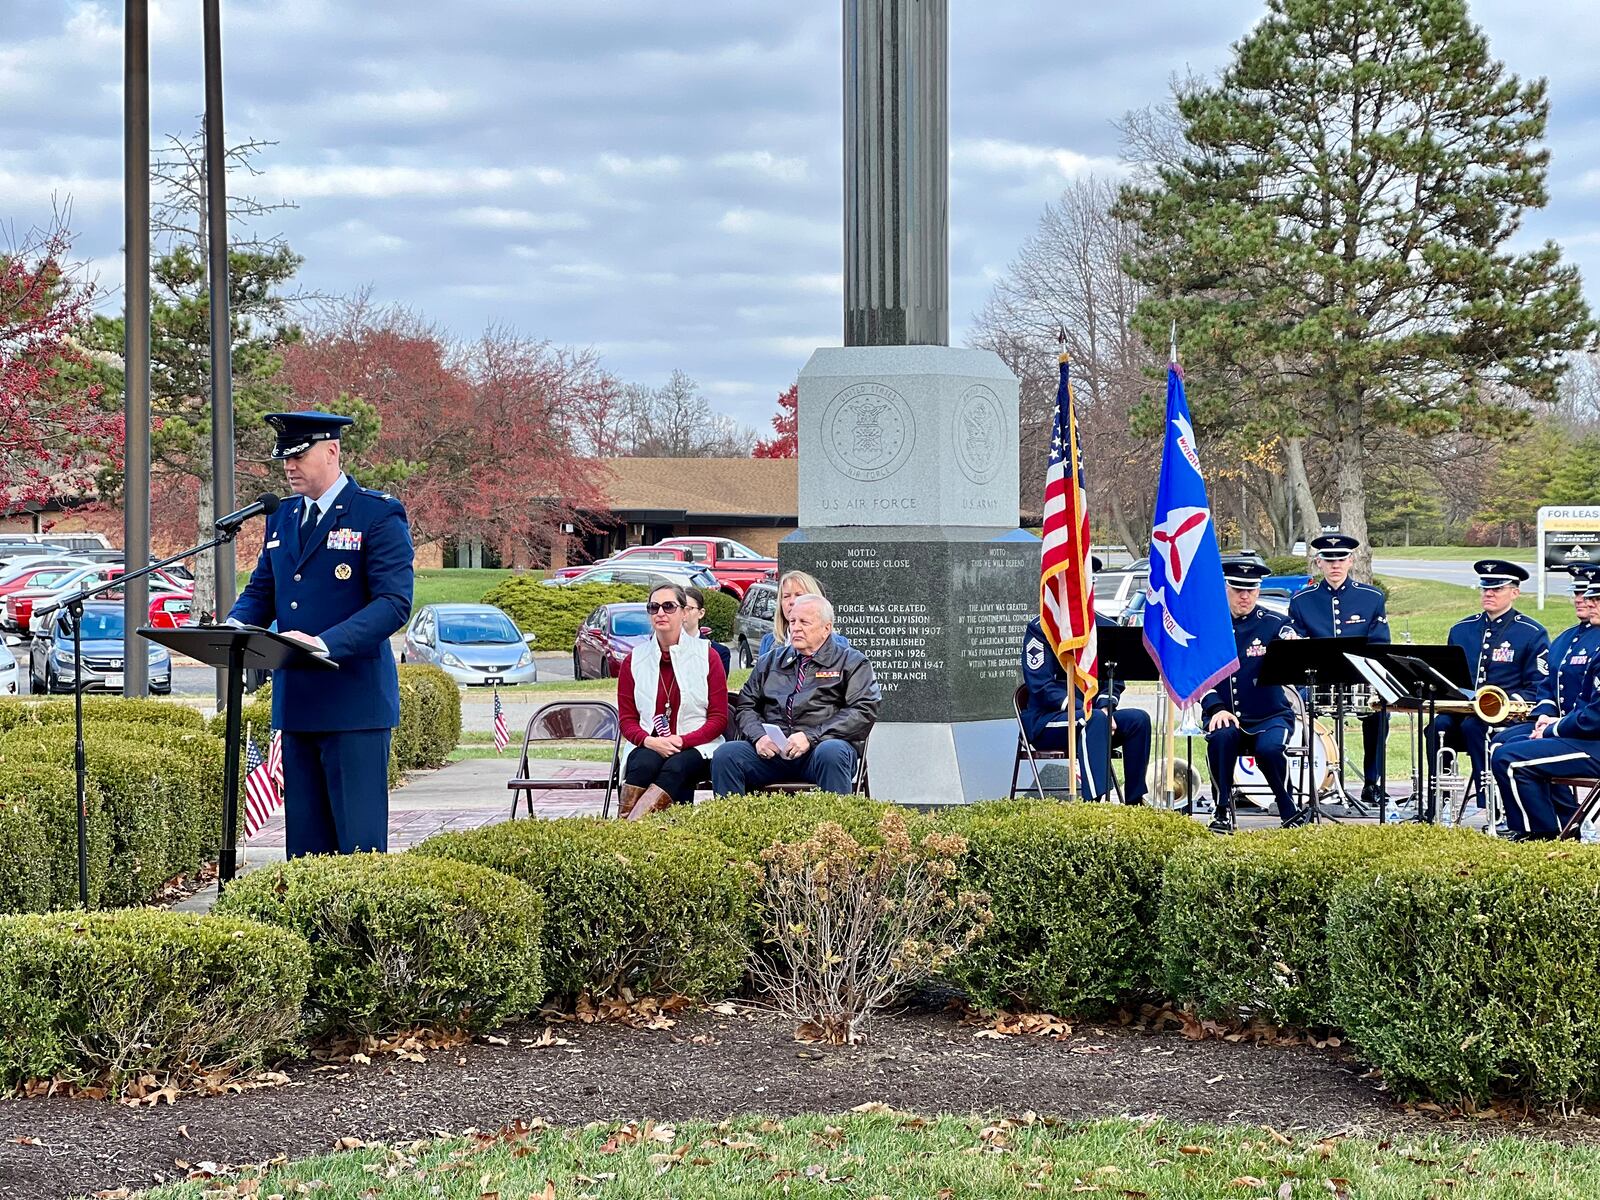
[1141,363,1239,706]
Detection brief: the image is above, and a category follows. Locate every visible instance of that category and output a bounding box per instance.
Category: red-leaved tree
[0,225,123,510]
[279,302,608,562]
[753,381,798,458]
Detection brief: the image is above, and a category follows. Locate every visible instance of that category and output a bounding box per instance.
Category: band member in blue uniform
[1200,558,1302,832]
[230,411,414,857]
[1286,532,1390,806]
[1489,567,1600,837]
[1020,613,1152,803]
[1426,560,1548,810]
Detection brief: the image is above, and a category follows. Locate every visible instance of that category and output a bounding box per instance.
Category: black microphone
[216,493,283,532]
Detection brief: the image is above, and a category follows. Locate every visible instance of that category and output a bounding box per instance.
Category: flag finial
[1169,319,1178,365]
[1057,324,1068,364]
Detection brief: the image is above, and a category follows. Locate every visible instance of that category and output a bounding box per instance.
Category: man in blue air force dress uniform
[1020,613,1152,803]
[1286,532,1390,806]
[1489,568,1600,839]
[1425,560,1548,811]
[229,411,414,856]
[1200,558,1303,833]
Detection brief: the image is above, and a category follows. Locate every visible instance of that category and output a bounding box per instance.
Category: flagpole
[1065,669,1079,804]
[1163,685,1179,809]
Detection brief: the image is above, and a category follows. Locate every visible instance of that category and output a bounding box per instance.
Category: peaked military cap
[1472,559,1529,588]
[1221,557,1272,587]
[264,411,355,460]
[1091,555,1104,573]
[1309,532,1360,561]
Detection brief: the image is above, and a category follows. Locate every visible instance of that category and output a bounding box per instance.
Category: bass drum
[1233,721,1336,802]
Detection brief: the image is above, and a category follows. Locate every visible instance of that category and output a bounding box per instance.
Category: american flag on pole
[1039,352,1098,705]
[243,729,284,839]
[492,688,510,753]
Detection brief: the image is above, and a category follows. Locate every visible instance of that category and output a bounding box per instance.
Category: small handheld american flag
[243,729,284,839]
[493,688,510,753]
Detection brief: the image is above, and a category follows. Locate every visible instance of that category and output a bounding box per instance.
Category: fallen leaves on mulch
[310,1026,470,1067]
[960,1008,1074,1041]
[542,990,696,1031]
[1122,1002,1345,1051]
[13,1065,292,1105]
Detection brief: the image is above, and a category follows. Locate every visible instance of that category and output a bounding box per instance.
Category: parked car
[0,640,18,696]
[401,603,537,686]
[29,602,171,694]
[0,561,93,598]
[1116,586,1292,627]
[541,560,723,595]
[734,580,778,667]
[548,544,693,583]
[572,602,653,680]
[10,565,187,635]
[147,591,196,630]
[1092,568,1150,620]
[654,536,776,599]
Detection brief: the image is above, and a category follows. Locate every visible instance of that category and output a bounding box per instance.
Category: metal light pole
[204,0,236,706]
[123,0,151,697]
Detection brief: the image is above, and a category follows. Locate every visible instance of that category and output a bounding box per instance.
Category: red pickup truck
[653,537,777,599]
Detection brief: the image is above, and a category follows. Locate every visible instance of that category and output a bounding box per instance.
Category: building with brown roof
[573,457,797,562]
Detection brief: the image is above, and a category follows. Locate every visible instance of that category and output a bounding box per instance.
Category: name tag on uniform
[265,539,280,549]
[1345,614,1363,624]
[327,528,363,551]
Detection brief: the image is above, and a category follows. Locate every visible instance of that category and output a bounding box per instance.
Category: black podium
[1259,636,1370,822]
[139,625,337,889]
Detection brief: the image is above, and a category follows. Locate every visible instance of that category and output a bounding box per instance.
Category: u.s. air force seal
[821,381,914,482]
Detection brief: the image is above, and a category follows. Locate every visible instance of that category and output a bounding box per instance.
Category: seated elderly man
[712,592,881,795]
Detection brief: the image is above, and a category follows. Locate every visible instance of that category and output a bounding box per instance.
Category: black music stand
[139,625,337,891]
[1098,627,1162,804]
[1353,644,1472,824]
[1259,637,1369,824]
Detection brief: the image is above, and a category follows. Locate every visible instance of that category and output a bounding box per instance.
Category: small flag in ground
[493,687,510,752]
[243,730,284,839]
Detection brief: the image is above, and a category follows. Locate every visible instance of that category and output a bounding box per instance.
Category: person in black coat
[1199,558,1302,832]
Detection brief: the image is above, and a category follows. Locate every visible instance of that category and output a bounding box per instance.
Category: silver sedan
[401,603,538,686]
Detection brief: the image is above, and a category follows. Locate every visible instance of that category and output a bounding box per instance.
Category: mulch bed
[1,1006,1593,1200]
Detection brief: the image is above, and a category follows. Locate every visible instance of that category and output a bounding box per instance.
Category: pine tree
[1118,0,1593,577]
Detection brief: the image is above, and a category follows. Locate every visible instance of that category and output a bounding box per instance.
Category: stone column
[780,0,1033,807]
[843,0,948,347]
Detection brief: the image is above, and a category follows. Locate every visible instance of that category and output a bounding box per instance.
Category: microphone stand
[41,519,257,909]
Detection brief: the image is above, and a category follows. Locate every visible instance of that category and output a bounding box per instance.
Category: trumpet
[1369,684,1535,725]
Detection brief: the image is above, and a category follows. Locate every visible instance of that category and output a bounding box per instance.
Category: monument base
[864,719,1020,807]
[781,525,1037,807]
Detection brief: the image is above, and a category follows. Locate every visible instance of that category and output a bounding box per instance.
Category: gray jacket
[733,636,881,746]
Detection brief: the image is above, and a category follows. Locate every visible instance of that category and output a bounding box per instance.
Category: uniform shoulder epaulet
[1511,612,1543,629]
[1293,580,1319,595]
[1352,581,1383,594]
[1449,613,1482,629]
[357,484,402,505]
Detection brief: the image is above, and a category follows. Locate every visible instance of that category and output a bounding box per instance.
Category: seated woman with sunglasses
[616,583,728,818]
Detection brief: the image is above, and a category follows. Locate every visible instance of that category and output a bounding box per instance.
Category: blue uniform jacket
[1446,609,1548,700]
[1530,622,1600,721]
[1020,616,1122,742]
[1550,647,1600,740]
[1200,606,1293,728]
[230,478,414,733]
[1288,579,1390,643]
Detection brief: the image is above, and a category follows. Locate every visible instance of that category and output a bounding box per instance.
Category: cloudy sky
[4,1,1598,431]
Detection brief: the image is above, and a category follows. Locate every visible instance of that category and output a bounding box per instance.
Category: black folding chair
[507,701,623,818]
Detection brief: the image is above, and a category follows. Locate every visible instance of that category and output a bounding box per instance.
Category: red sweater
[617,642,728,748]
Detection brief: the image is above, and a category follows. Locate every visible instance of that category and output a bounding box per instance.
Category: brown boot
[617,784,646,820]
[626,784,673,820]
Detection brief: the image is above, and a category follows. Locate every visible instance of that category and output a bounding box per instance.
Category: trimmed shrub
[1329,847,1600,1106]
[0,762,111,912]
[1159,824,1480,1029]
[215,854,545,1037]
[25,696,207,730]
[939,800,1207,1016]
[397,663,461,770]
[7,722,216,865]
[658,791,929,861]
[415,818,754,1001]
[0,785,50,914]
[0,909,309,1092]
[1263,554,1309,578]
[701,589,738,642]
[0,727,193,905]
[481,577,650,650]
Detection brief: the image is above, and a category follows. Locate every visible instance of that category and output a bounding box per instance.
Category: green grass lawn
[412,567,523,608]
[144,1112,1600,1199]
